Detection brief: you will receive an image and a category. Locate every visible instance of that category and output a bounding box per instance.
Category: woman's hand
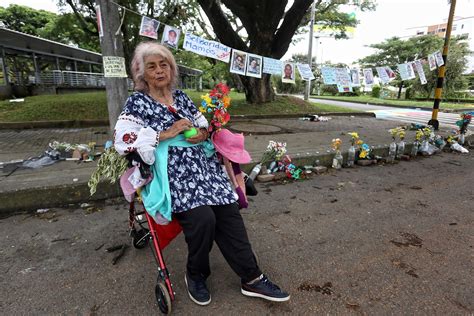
[160,119,193,140]
[186,128,209,144]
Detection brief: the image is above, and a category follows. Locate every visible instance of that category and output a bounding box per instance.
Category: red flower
[122,132,137,144]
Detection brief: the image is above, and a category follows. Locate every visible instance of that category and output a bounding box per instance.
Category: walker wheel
[131,228,149,249]
[155,281,172,314]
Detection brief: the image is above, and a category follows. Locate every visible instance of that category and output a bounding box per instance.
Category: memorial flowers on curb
[261,140,287,165]
[199,83,231,132]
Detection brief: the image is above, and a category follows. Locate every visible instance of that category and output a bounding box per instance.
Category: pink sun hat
[212,128,251,164]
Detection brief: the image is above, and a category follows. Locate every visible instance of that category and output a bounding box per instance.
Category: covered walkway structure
[0,28,202,99]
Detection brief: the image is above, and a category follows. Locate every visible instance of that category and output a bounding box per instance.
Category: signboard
[183,33,231,63]
[321,67,337,84]
[262,57,282,75]
[397,63,416,80]
[363,68,375,86]
[296,63,315,81]
[414,60,427,85]
[334,68,351,86]
[103,56,128,78]
[350,68,360,86]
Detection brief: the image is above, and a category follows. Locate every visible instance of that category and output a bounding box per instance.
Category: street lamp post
[304,0,316,101]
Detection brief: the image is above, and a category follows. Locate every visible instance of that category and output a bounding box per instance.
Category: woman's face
[250,60,257,68]
[284,65,292,77]
[144,54,171,90]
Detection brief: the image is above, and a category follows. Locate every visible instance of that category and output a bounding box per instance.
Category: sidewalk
[0,114,469,216]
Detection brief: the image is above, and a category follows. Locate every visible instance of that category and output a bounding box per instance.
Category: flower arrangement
[331,138,342,151]
[358,141,371,159]
[415,130,423,142]
[199,83,231,132]
[88,147,128,195]
[456,112,473,135]
[348,132,359,146]
[261,140,287,165]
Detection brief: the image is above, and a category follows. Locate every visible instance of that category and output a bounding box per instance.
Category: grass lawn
[0,90,355,122]
[312,95,474,111]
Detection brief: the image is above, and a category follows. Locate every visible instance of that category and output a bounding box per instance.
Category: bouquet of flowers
[456,112,473,135]
[348,132,359,146]
[261,140,287,165]
[331,138,342,151]
[200,83,231,132]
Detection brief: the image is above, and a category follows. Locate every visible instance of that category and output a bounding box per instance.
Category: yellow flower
[356,139,363,145]
[201,94,212,105]
[198,106,206,113]
[348,132,359,139]
[359,150,367,158]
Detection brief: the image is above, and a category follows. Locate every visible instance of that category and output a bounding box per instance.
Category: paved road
[310,98,468,129]
[2,151,473,315]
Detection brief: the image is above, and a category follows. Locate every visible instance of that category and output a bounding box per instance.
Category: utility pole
[96,0,129,132]
[428,0,456,130]
[304,0,316,101]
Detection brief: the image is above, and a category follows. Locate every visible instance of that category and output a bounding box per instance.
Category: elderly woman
[114,42,289,306]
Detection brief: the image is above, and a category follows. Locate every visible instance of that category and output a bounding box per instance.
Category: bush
[371,85,381,98]
[321,84,338,96]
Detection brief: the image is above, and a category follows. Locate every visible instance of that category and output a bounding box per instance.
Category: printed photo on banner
[397,63,415,80]
[245,54,262,78]
[385,67,396,80]
[95,5,103,37]
[281,62,295,84]
[230,50,247,75]
[262,57,282,75]
[161,25,180,49]
[350,69,360,86]
[428,54,437,71]
[139,16,160,39]
[414,60,427,85]
[296,63,315,81]
[434,51,444,67]
[363,68,374,85]
[376,67,390,84]
[321,67,337,84]
[183,33,231,63]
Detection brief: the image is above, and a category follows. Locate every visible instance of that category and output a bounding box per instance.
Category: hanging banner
[183,33,231,63]
[296,63,315,81]
[385,67,396,80]
[245,54,263,78]
[363,68,375,86]
[282,62,296,84]
[103,56,128,78]
[139,16,160,39]
[321,67,337,84]
[337,84,352,93]
[95,5,103,38]
[161,25,180,49]
[414,60,427,85]
[230,50,247,75]
[397,63,416,80]
[335,68,351,86]
[262,57,282,75]
[376,67,390,84]
[350,69,360,87]
[434,51,444,67]
[428,54,437,71]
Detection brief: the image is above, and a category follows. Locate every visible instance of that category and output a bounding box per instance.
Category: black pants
[174,203,261,283]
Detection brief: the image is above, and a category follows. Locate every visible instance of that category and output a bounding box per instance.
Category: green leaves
[88,147,128,196]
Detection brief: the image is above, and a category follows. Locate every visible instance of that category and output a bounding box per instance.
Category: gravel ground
[1,152,473,315]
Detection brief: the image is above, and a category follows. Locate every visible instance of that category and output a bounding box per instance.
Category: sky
[2,0,473,65]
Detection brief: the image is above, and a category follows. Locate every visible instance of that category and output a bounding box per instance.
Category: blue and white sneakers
[241,274,290,302]
[185,274,211,306]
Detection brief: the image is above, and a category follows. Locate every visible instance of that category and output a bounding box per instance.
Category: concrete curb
[311,96,474,113]
[3,134,472,217]
[0,113,373,130]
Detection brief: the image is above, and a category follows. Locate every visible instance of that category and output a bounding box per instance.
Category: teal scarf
[141,134,215,221]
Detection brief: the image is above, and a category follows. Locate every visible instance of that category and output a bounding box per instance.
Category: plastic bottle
[411,141,419,157]
[459,133,465,145]
[396,140,405,159]
[332,150,343,169]
[387,142,397,163]
[248,163,262,180]
[347,145,356,167]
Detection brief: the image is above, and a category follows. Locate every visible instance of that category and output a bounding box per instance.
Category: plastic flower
[201,83,232,131]
[415,130,423,141]
[359,150,368,159]
[398,129,406,140]
[331,138,342,151]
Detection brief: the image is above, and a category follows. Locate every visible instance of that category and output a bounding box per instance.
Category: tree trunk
[397,81,404,99]
[239,74,275,103]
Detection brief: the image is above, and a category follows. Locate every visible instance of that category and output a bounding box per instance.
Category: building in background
[406,16,474,74]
